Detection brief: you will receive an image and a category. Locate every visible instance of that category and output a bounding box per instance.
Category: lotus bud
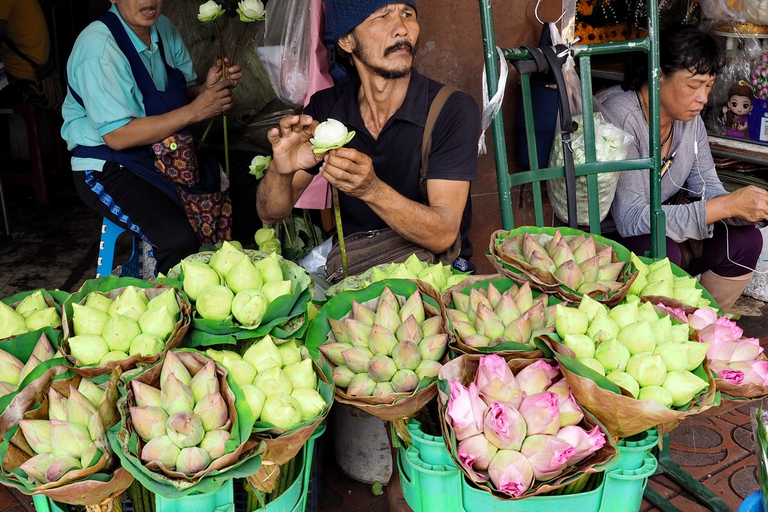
[454,321,478,340]
[19,420,52,454]
[648,315,673,344]
[555,304,588,337]
[243,335,283,373]
[373,301,401,335]
[68,334,109,366]
[165,411,205,448]
[570,235,595,264]
[367,355,398,382]
[628,272,648,295]
[26,307,62,331]
[447,380,480,440]
[640,280,674,298]
[528,249,557,274]
[493,294,520,327]
[131,379,162,408]
[476,354,516,388]
[558,391,584,427]
[107,286,149,320]
[130,406,169,441]
[344,319,372,348]
[174,446,210,475]
[418,334,448,362]
[503,311,532,344]
[228,290,268,328]
[223,356,257,386]
[607,302,638,329]
[467,288,493,324]
[393,316,420,345]
[340,345,373,373]
[391,340,422,370]
[100,313,141,353]
[195,285,234,322]
[684,341,709,371]
[391,369,419,393]
[578,281,611,296]
[509,284,532,316]
[319,342,352,366]
[199,429,231,459]
[458,434,498,472]
[652,341,688,372]
[45,455,82,483]
[686,307,718,331]
[553,260,584,290]
[347,302,375,328]
[194,393,229,431]
[555,424,606,464]
[253,252,284,284]
[673,286,703,306]
[0,381,14,397]
[254,367,293,397]
[451,292,470,314]
[575,295,602,323]
[78,379,105,409]
[411,361,439,381]
[141,435,181,469]
[206,348,241,364]
[188,360,220,404]
[561,333,596,359]
[346,373,376,396]
[129,333,165,357]
[260,394,302,429]
[662,370,708,407]
[17,355,41,384]
[71,303,110,336]
[66,385,98,428]
[15,290,47,318]
[161,373,195,416]
[483,401,527,450]
[146,288,180,318]
[261,281,293,303]
[239,383,267,420]
[546,378,570,400]
[291,388,326,421]
[488,449,535,497]
[393,293,425,326]
[520,434,574,481]
[209,241,246,278]
[463,334,491,347]
[274,340,300,368]
[519,392,561,436]
[50,420,92,459]
[617,321,656,355]
[637,301,660,324]
[551,239,576,268]
[100,350,129,365]
[594,339,630,372]
[475,304,504,341]
[181,260,222,302]
[331,365,355,389]
[637,385,674,408]
[626,352,667,387]
[284,358,318,390]
[83,292,112,313]
[522,232,548,259]
[20,453,53,483]
[515,360,559,396]
[578,357,606,376]
[730,361,768,386]
[161,351,193,386]
[417,264,447,291]
[449,307,472,325]
[0,301,27,339]
[368,382,393,396]
[606,371,640,398]
[669,324,690,343]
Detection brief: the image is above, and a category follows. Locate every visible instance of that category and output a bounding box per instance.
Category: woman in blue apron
[61,0,243,274]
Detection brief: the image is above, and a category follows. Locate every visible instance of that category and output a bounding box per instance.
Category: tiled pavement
[1,179,768,512]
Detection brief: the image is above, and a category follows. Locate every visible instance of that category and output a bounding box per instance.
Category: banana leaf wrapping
[163,249,313,345]
[542,335,717,437]
[436,354,618,499]
[487,227,638,308]
[108,349,263,498]
[0,367,133,505]
[61,277,191,378]
[440,274,559,359]
[305,279,445,423]
[325,261,471,298]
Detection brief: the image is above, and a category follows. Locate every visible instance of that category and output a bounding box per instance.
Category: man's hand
[205,57,243,88]
[266,115,323,176]
[320,147,381,201]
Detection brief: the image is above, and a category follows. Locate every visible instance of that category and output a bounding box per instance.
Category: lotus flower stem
[304,209,320,247]
[332,186,348,277]
[232,23,249,66]
[84,496,122,512]
[212,20,231,176]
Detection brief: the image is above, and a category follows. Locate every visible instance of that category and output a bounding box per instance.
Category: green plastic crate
[406,418,452,466]
[615,428,659,471]
[599,453,657,512]
[155,479,234,512]
[32,495,68,512]
[399,445,464,512]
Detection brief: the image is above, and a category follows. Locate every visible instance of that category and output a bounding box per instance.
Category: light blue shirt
[61,5,197,171]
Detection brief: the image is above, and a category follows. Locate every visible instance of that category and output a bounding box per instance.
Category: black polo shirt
[304,69,479,256]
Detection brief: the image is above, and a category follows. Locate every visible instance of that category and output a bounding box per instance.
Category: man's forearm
[256,165,301,225]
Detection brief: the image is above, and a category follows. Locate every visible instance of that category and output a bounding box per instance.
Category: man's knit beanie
[329,0,418,42]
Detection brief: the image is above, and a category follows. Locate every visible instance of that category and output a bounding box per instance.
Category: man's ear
[337,33,354,55]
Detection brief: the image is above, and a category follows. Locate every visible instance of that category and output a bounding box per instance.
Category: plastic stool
[97,218,143,278]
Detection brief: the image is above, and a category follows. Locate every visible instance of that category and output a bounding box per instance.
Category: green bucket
[399,445,464,512]
[406,418,452,467]
[599,453,657,512]
[615,428,659,471]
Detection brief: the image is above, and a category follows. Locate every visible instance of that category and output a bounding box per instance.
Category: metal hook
[535,0,566,25]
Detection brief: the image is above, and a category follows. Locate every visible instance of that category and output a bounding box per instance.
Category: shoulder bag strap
[1,36,39,67]
[419,84,458,204]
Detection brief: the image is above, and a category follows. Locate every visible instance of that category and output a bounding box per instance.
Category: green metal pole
[647,1,667,259]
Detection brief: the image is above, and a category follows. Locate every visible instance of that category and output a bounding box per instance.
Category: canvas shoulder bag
[2,37,64,110]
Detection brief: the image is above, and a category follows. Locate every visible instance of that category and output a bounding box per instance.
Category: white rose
[198,0,223,22]
[237,0,266,21]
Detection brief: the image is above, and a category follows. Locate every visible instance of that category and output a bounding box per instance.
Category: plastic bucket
[398,445,464,512]
[32,495,68,512]
[155,478,234,512]
[599,453,657,512]
[615,428,659,471]
[406,418,452,466]
[334,403,392,484]
[739,491,766,512]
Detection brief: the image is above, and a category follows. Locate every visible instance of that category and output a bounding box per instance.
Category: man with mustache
[257,0,480,278]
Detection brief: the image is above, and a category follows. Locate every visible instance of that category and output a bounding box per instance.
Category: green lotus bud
[45,455,82,483]
[160,350,192,386]
[86,409,106,443]
[646,257,674,280]
[222,356,257,386]
[311,118,355,152]
[351,301,375,326]
[608,302,639,328]
[367,355,398,382]
[594,339,631,372]
[417,263,448,291]
[101,313,141,353]
[223,258,263,297]
[284,358,317,390]
[467,288,493,324]
[617,321,656,355]
[374,301,401,334]
[391,340,422,370]
[254,367,293,397]
[50,420,92,459]
[662,370,708,407]
[462,334,491,347]
[243,335,282,373]
[391,369,419,393]
[176,446,211,475]
[401,254,426,275]
[78,379,105,409]
[146,289,181,318]
[107,286,148,321]
[0,349,22,385]
[138,306,176,340]
[396,315,422,344]
[277,340,302,367]
[399,291,426,324]
[331,365,356,388]
[181,260,222,302]
[84,292,113,313]
[161,373,195,416]
[291,388,326,421]
[253,252,284,284]
[15,290,48,318]
[0,301,27,339]
[637,302,659,325]
[19,453,53,483]
[476,304,505,340]
[48,388,68,421]
[344,319,372,348]
[578,357,606,376]
[206,348,241,363]
[260,394,303,430]
[587,310,620,343]
[555,304,588,337]
[492,294,519,326]
[562,334,596,359]
[368,324,397,356]
[577,295,605,323]
[683,341,709,371]
[30,334,56,362]
[415,360,442,380]
[72,303,110,336]
[419,334,448,362]
[346,373,377,396]
[261,281,293,303]
[194,393,229,431]
[605,371,640,398]
[131,406,169,441]
[637,385,673,408]
[523,232,548,260]
[188,360,220,403]
[554,260,584,289]
[81,441,102,469]
[649,315,672,344]
[25,307,61,331]
[452,291,470,314]
[673,287,703,306]
[669,324,690,343]
[570,235,595,264]
[254,228,276,247]
[67,385,97,428]
[320,342,352,366]
[626,352,667,387]
[372,382,395,396]
[598,262,625,282]
[640,280,673,298]
[527,248,556,274]
[128,333,165,357]
[141,435,181,469]
[68,334,109,366]
[19,420,52,454]
[195,285,234,322]
[418,317,441,339]
[166,411,205,448]
[342,347,374,373]
[241,383,267,420]
[17,355,41,384]
[199,429,231,459]
[653,341,689,372]
[628,272,648,296]
[209,241,247,277]
[229,290,268,328]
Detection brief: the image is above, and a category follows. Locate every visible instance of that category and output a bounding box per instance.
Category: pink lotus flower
[520,434,575,481]
[515,361,560,396]
[698,317,743,346]
[709,361,744,385]
[546,378,569,400]
[476,354,518,389]
[658,304,687,322]
[555,424,607,464]
[519,392,560,436]
[707,338,763,362]
[558,391,584,428]
[447,380,487,440]
[483,402,527,451]
[686,308,718,331]
[725,361,768,386]
[458,434,498,472]
[488,449,535,497]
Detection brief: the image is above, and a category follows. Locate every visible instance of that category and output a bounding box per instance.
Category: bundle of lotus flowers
[0,290,63,339]
[627,256,711,308]
[0,333,62,398]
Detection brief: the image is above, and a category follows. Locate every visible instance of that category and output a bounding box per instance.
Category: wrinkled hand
[205,57,243,88]
[728,185,768,222]
[267,114,323,176]
[190,79,236,121]
[321,147,380,200]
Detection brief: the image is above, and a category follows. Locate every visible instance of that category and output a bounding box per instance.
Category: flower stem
[213,19,230,176]
[332,186,348,277]
[233,22,248,66]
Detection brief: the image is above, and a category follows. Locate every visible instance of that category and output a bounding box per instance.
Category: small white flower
[310,119,355,153]
[198,0,224,22]
[248,155,271,179]
[237,0,266,22]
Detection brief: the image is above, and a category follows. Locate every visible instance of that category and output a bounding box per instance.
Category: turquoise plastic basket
[599,453,657,512]
[615,428,659,471]
[399,445,464,512]
[406,418,452,466]
[155,479,234,512]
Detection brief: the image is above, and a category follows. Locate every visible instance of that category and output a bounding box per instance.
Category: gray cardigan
[599,87,730,242]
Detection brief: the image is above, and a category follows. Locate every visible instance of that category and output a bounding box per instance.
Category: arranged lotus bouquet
[108,349,262,498]
[541,295,716,437]
[0,331,67,410]
[0,289,69,340]
[437,354,617,499]
[164,242,313,345]
[487,227,637,307]
[306,280,447,422]
[61,276,191,377]
[627,256,712,309]
[441,276,556,359]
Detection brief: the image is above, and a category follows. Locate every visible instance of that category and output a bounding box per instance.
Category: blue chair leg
[97,218,122,278]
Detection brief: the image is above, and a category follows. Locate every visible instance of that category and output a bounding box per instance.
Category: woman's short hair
[622,24,723,91]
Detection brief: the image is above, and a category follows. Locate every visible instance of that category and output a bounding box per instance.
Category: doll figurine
[722,80,754,140]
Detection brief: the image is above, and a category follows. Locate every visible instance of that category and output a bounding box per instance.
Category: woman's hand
[266,115,323,176]
[189,79,236,122]
[707,185,768,223]
[205,57,243,88]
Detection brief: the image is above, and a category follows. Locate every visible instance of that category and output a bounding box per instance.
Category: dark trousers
[73,165,199,274]
[607,223,762,278]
